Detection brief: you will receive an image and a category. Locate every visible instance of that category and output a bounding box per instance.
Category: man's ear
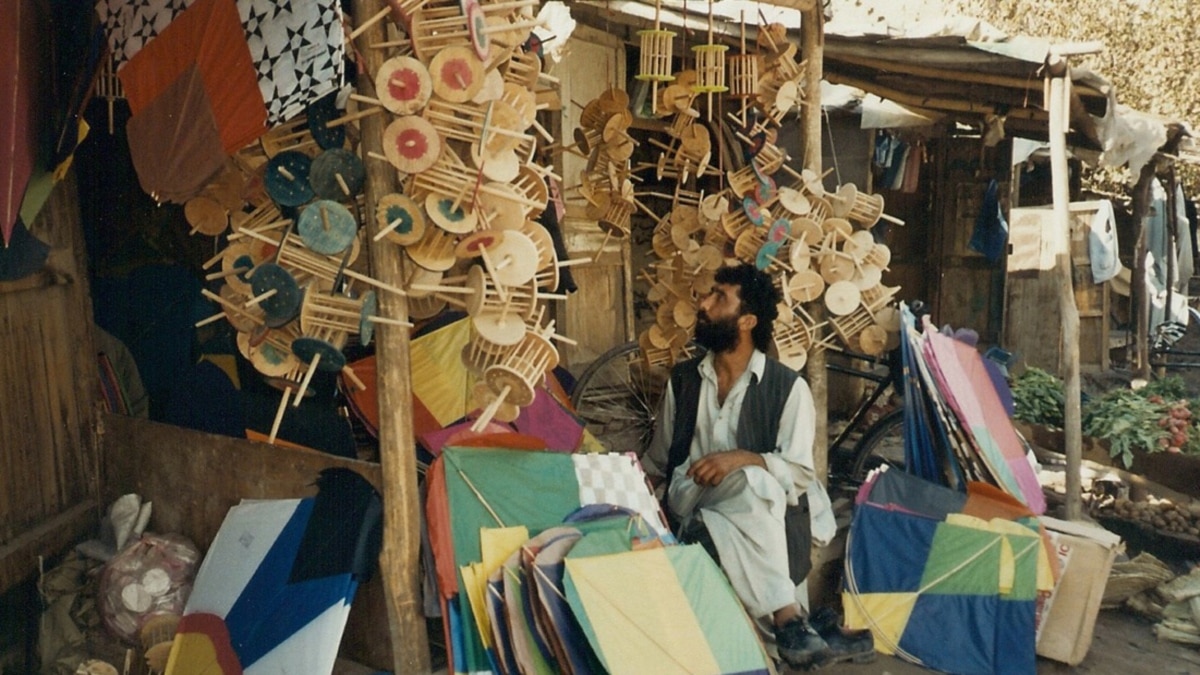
[738,313,758,333]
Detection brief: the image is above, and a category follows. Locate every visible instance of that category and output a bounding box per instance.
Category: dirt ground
[795,608,1200,674]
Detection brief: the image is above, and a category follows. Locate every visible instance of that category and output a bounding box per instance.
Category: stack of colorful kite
[426,446,772,675]
[896,303,1046,514]
[843,467,1056,675]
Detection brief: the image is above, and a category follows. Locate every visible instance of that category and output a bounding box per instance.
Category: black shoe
[807,608,876,668]
[776,617,830,670]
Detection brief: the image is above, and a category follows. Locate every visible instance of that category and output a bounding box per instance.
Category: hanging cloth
[900,141,923,193]
[968,179,1008,263]
[1087,200,1120,283]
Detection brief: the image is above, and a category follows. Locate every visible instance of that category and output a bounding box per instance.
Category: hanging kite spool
[461,327,511,375]
[727,53,760,99]
[470,328,557,431]
[691,44,728,121]
[728,10,759,130]
[773,319,813,370]
[636,28,676,115]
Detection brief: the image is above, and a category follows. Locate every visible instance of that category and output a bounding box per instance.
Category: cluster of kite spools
[632,9,906,371]
[187,0,584,439]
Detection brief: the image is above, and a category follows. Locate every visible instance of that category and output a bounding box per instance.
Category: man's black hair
[714,262,780,353]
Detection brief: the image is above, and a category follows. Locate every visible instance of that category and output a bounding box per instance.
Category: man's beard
[693,312,740,353]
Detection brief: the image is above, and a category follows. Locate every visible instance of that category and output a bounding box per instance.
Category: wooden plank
[0,501,96,595]
[0,172,99,562]
[102,414,384,546]
[101,413,392,670]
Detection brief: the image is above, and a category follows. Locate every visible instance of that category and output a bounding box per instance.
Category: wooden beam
[0,501,96,595]
[799,5,828,484]
[825,71,1049,120]
[1049,70,1083,522]
[826,50,1107,102]
[351,0,429,670]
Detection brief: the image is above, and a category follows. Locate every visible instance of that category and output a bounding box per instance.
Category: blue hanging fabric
[969,179,1009,263]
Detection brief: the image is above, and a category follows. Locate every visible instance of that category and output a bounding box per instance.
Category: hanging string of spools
[187,0,579,438]
[632,1,907,371]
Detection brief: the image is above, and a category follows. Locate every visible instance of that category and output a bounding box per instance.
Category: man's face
[694,282,743,353]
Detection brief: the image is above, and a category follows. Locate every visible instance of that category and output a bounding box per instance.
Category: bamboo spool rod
[470,384,512,432]
[269,387,293,443]
[292,353,322,406]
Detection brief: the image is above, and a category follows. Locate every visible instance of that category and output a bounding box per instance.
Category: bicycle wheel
[570,341,671,456]
[848,408,905,481]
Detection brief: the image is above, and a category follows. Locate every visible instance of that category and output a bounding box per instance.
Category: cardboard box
[1035,516,1123,665]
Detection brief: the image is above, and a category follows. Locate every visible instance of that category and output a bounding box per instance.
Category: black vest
[665,354,813,583]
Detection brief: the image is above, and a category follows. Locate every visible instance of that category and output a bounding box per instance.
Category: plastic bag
[97,533,201,644]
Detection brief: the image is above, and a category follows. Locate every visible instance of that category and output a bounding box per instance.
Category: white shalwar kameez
[644,350,836,620]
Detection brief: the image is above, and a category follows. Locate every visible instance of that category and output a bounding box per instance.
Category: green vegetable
[1011,367,1066,427]
[1082,389,1171,469]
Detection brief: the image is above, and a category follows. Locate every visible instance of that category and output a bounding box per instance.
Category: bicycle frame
[826,349,900,459]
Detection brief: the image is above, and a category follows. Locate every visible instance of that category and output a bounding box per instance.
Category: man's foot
[808,607,876,668]
[775,617,830,670]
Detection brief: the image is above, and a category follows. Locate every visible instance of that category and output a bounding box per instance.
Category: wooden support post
[800,5,828,482]
[352,0,430,670]
[1130,164,1157,378]
[1048,58,1083,521]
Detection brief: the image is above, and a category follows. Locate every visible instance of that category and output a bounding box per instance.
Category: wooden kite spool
[471,329,557,430]
[829,302,877,349]
[422,100,531,155]
[463,265,536,345]
[637,29,676,83]
[375,55,434,115]
[733,229,767,266]
[638,328,677,369]
[382,115,442,175]
[692,45,729,91]
[409,8,473,61]
[727,54,760,99]
[773,319,813,370]
[406,226,460,272]
[726,165,761,199]
[230,202,287,240]
[196,286,266,332]
[839,189,885,227]
[769,47,805,82]
[299,289,370,339]
[861,283,899,308]
[599,197,636,239]
[753,142,788,174]
[862,242,892,269]
[720,208,755,241]
[461,327,511,374]
[651,220,680,259]
[502,49,542,89]
[805,196,832,225]
[260,115,319,158]
[489,329,558,405]
[666,109,702,140]
[512,167,549,217]
[239,323,303,379]
[637,28,676,115]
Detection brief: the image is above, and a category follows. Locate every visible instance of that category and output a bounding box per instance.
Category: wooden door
[930,137,1010,344]
[550,26,631,372]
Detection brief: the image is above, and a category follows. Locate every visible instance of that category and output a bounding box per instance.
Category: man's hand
[686,450,765,487]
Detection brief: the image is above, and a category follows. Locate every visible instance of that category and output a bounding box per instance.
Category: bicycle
[569,341,905,486]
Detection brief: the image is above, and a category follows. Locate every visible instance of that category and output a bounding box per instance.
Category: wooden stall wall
[930,136,1010,344]
[0,172,102,596]
[553,25,631,371]
[101,413,393,670]
[1004,201,1112,373]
